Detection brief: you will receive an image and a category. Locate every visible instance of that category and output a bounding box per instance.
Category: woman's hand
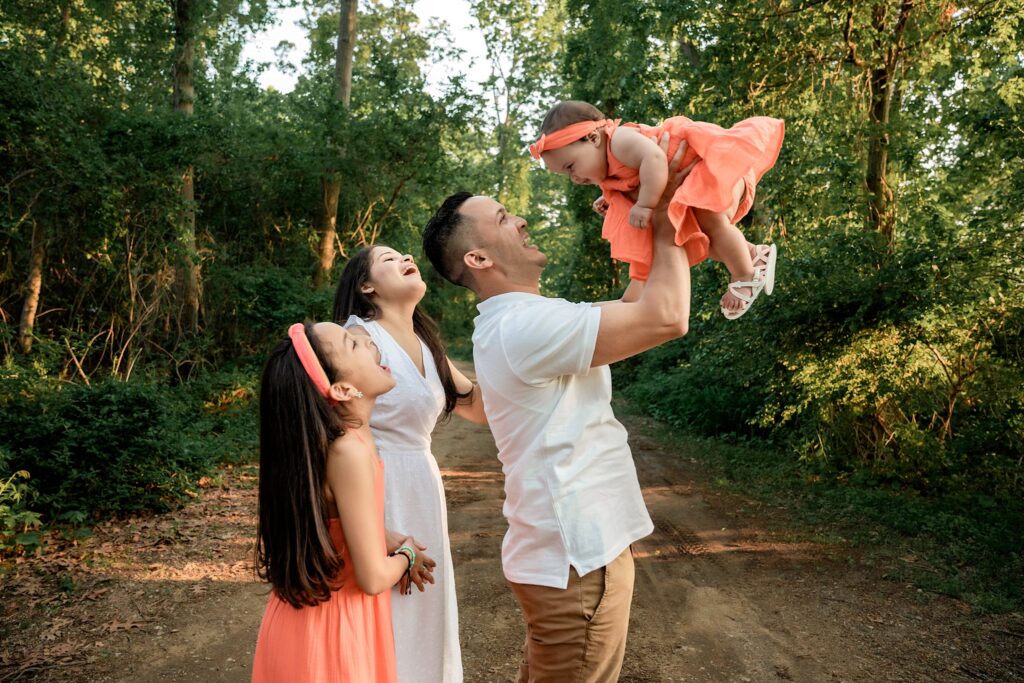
[385,529,426,555]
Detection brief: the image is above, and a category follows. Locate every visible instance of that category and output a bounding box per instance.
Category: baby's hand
[629,204,654,229]
[592,196,609,216]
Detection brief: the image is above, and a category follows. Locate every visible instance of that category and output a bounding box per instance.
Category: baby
[531,101,784,319]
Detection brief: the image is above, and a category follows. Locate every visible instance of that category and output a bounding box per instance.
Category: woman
[333,245,486,683]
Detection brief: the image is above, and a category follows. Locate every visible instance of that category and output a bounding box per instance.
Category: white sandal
[752,244,777,296]
[720,269,767,320]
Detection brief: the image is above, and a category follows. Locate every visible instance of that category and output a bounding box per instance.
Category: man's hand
[622,134,695,211]
[653,134,696,211]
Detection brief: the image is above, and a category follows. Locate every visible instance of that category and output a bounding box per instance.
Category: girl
[530,100,784,319]
[252,321,436,682]
[334,245,487,683]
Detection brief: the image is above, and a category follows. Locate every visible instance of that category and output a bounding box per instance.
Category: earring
[353,390,364,399]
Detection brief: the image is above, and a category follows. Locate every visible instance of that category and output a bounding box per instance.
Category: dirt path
[2,393,1021,682]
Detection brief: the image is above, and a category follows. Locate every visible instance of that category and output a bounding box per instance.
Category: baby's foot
[720,282,752,314]
[719,244,761,310]
[720,269,766,320]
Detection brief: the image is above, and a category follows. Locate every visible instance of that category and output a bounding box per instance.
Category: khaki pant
[508,548,635,683]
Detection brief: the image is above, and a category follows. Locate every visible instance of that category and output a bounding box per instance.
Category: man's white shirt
[472,292,654,589]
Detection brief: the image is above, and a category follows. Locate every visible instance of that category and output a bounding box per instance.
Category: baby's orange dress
[600,116,785,280]
[251,458,397,683]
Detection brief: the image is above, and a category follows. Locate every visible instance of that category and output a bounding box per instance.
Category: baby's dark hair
[538,100,606,136]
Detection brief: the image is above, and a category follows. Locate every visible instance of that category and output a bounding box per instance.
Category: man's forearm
[592,279,643,307]
[635,212,689,329]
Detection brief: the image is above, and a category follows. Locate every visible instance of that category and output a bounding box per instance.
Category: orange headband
[288,323,335,402]
[529,119,618,160]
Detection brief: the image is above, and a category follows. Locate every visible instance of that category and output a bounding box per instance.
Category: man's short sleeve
[500,300,601,385]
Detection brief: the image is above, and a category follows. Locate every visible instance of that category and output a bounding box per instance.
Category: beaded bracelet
[392,545,415,574]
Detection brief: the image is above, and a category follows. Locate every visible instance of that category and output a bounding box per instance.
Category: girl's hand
[407,549,436,594]
[629,204,654,229]
[592,196,609,216]
[393,536,432,595]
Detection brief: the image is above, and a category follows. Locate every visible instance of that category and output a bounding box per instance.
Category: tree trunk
[864,1,913,248]
[865,61,894,242]
[315,175,342,288]
[18,221,45,354]
[334,0,357,107]
[314,0,358,288]
[173,0,200,333]
[18,3,71,353]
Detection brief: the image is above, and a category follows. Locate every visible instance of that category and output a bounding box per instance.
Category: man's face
[459,196,547,283]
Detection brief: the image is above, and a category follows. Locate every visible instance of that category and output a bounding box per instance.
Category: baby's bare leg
[693,179,754,313]
[707,241,759,264]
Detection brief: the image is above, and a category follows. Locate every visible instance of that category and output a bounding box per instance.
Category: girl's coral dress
[252,457,397,683]
[600,116,785,280]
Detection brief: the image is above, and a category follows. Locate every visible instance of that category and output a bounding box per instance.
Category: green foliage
[0,458,42,555]
[0,359,258,521]
[1,373,198,516]
[1,0,1021,609]
[555,0,1024,507]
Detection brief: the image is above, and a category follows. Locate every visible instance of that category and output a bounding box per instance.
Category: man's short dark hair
[423,191,473,288]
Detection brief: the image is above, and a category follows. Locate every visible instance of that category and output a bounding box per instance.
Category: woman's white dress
[344,316,463,683]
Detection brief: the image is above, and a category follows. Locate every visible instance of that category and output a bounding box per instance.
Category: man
[422,136,693,682]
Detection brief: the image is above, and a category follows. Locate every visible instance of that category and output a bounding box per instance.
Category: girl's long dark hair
[332,246,469,419]
[255,322,346,608]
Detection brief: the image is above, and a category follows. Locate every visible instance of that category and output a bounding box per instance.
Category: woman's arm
[328,437,413,595]
[448,359,488,425]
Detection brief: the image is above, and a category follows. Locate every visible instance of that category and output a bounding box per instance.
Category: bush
[0,451,42,555]
[0,374,209,517]
[204,261,334,355]
[622,230,1024,502]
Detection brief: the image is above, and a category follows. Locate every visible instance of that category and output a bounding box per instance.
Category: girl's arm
[328,436,415,595]
[448,359,488,425]
[609,127,669,210]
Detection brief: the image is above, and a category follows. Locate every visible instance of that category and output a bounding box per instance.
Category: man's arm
[591,279,643,307]
[590,136,693,368]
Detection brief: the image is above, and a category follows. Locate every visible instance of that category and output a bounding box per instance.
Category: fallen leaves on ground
[0,463,260,681]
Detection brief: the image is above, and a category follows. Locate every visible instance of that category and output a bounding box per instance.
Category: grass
[617,399,1024,614]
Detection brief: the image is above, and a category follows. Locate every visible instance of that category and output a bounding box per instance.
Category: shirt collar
[476,291,544,315]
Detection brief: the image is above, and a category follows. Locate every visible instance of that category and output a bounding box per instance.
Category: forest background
[1,0,1022,612]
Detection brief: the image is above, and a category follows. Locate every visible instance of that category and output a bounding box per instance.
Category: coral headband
[288,323,335,402]
[529,119,617,160]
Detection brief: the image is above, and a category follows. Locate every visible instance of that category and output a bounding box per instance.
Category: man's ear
[463,248,492,275]
[328,381,362,403]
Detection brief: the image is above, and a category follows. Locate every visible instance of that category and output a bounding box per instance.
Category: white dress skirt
[344,316,463,683]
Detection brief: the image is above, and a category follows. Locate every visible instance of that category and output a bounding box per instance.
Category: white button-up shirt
[472,292,654,588]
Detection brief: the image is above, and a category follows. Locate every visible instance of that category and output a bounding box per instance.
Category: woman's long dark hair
[255,322,347,608]
[332,246,470,419]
